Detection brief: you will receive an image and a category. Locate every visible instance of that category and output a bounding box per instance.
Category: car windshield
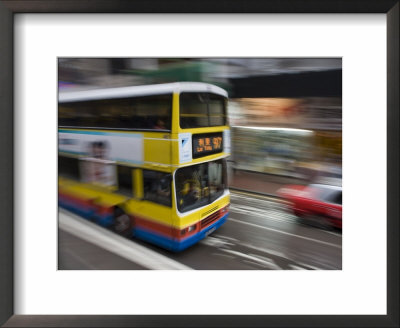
[175,160,226,213]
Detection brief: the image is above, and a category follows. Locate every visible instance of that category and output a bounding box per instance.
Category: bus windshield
[175,159,226,213]
[179,92,227,128]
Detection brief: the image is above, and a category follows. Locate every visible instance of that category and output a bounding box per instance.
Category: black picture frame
[0,1,398,327]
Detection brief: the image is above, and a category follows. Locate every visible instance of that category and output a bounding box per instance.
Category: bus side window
[59,94,172,131]
[117,165,134,197]
[59,155,80,180]
[143,170,172,207]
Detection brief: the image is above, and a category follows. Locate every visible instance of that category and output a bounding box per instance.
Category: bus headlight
[221,205,229,214]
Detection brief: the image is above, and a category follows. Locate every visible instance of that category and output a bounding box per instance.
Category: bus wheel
[112,207,132,237]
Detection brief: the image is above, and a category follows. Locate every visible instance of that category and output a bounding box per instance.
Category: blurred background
[58,58,342,270]
[59,58,342,188]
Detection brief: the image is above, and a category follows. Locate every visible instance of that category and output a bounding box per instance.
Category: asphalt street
[58,191,342,270]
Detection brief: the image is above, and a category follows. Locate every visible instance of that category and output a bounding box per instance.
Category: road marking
[212,252,236,260]
[222,249,282,269]
[231,203,342,238]
[59,209,193,270]
[321,229,342,237]
[211,234,328,270]
[213,234,286,258]
[228,217,342,249]
[201,236,234,248]
[292,262,322,270]
[231,193,342,237]
[230,190,284,203]
[230,204,298,224]
[288,264,306,270]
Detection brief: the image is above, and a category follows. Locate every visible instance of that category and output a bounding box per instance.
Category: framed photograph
[1,1,398,327]
[57,57,343,271]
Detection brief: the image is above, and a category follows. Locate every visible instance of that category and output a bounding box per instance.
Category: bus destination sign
[192,132,223,158]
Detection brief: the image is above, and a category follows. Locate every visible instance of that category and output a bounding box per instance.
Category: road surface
[58,190,342,270]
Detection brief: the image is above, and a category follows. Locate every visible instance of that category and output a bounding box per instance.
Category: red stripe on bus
[59,192,94,209]
[134,216,173,238]
[59,192,113,215]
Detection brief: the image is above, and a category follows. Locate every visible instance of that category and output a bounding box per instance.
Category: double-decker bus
[58,82,230,251]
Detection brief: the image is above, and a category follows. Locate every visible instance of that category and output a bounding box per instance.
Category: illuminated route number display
[192,132,223,158]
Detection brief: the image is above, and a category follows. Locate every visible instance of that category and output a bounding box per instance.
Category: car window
[331,191,342,205]
[310,185,341,204]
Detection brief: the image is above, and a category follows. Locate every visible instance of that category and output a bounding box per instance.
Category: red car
[278,183,342,230]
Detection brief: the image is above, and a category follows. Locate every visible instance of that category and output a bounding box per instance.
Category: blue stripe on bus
[133,213,228,252]
[59,199,95,219]
[93,214,114,227]
[59,129,143,138]
[59,150,85,156]
[59,198,113,227]
[133,227,174,251]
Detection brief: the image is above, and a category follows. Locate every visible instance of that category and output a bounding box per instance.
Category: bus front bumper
[133,212,229,252]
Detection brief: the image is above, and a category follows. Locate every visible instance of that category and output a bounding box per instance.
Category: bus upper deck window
[180,92,226,129]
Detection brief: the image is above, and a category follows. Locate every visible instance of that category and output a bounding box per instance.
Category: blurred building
[222,60,341,179]
[59,58,342,180]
